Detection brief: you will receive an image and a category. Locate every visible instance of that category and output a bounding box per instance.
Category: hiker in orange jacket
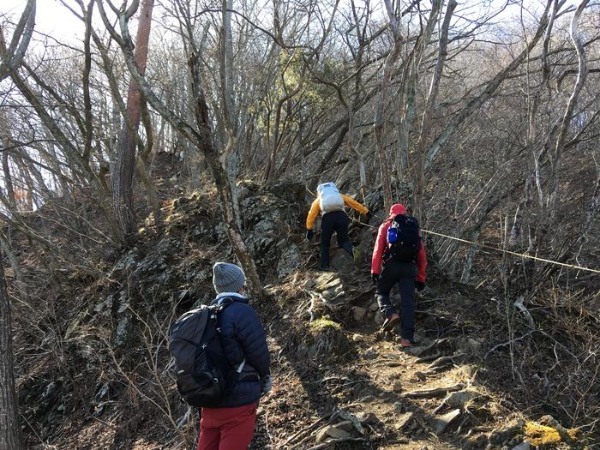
[371,203,427,347]
[306,182,372,271]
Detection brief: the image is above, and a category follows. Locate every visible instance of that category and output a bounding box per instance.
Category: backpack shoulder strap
[212,296,235,313]
[212,296,246,374]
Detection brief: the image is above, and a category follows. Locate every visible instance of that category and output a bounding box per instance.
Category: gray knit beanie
[212,262,246,294]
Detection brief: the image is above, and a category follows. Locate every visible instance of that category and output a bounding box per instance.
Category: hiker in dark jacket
[197,262,271,450]
[371,204,427,348]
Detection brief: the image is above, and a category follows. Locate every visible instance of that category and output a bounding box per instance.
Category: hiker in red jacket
[370,204,427,347]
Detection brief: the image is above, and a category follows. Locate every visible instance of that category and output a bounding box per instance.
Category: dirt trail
[254,262,510,450]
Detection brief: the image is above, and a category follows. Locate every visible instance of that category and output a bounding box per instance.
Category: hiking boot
[381,313,400,332]
[318,266,332,272]
[352,247,362,264]
[400,338,412,348]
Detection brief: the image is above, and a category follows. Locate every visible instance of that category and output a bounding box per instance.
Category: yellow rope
[421,228,600,275]
[352,218,600,275]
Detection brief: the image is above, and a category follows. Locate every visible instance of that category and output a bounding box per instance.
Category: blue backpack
[387,214,421,262]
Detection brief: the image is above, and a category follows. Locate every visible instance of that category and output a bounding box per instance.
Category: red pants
[197,403,257,450]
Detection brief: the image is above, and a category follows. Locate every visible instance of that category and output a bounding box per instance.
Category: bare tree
[0,2,36,448]
[412,0,456,220]
[98,0,265,296]
[110,0,155,243]
[530,0,592,281]
[435,0,600,286]
[0,0,35,82]
[0,255,22,450]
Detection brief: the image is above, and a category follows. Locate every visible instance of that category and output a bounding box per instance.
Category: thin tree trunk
[0,0,35,82]
[543,0,589,225]
[112,0,154,243]
[413,0,453,220]
[0,255,23,450]
[188,54,264,298]
[374,38,400,213]
[533,0,591,281]
[375,0,407,213]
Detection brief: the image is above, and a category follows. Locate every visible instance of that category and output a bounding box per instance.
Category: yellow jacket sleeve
[341,194,369,215]
[306,199,321,230]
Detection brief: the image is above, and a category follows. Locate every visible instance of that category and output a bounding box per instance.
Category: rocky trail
[11,180,594,449]
[250,266,530,450]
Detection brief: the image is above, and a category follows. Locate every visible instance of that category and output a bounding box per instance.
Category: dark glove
[365,211,373,221]
[306,229,314,240]
[415,281,425,291]
[262,375,272,395]
[371,273,379,285]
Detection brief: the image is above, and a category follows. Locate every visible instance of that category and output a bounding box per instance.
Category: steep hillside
[8,179,598,449]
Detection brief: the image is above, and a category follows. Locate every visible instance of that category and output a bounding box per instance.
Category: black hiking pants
[376,259,417,340]
[320,210,352,268]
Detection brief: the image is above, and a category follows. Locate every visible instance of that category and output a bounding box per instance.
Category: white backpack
[317,182,344,213]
